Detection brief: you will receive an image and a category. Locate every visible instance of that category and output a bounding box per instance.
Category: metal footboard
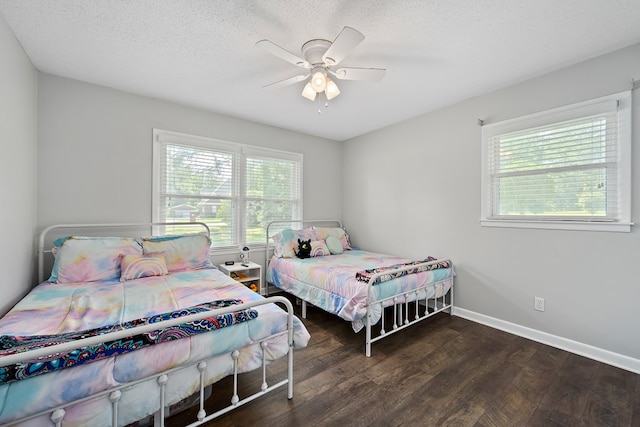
[1,296,296,427]
[296,268,453,356]
[365,273,453,357]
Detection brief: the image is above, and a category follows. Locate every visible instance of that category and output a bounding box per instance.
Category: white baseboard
[452,307,640,374]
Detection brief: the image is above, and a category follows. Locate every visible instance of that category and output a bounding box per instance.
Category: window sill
[480,219,633,233]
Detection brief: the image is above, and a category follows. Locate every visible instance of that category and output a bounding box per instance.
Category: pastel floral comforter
[267,250,453,332]
[0,269,310,426]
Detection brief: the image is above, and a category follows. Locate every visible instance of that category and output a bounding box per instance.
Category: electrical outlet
[534,297,545,312]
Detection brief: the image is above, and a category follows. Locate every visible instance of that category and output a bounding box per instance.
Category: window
[481,91,632,232]
[153,129,303,250]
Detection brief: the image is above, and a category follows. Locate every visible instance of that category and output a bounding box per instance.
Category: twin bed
[265,220,454,357]
[0,223,310,427]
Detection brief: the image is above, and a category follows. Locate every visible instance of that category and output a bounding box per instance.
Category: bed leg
[287,342,294,399]
[155,374,168,427]
[261,341,269,392]
[231,350,240,405]
[365,311,372,357]
[301,300,307,319]
[109,390,122,427]
[197,361,207,422]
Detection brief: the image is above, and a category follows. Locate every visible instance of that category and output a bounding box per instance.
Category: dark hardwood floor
[167,298,640,427]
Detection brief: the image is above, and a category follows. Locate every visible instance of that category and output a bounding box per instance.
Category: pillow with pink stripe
[141,233,214,272]
[310,240,330,257]
[120,253,169,281]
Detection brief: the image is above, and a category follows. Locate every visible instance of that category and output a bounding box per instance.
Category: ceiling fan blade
[256,40,310,68]
[263,74,309,89]
[322,26,365,66]
[332,67,386,81]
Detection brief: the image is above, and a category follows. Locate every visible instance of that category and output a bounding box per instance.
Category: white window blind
[481,91,632,232]
[153,129,303,249]
[243,148,302,245]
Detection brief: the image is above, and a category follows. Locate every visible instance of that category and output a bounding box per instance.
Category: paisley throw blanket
[0,299,257,384]
[355,257,451,285]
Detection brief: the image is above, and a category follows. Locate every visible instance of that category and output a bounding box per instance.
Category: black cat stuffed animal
[294,239,311,259]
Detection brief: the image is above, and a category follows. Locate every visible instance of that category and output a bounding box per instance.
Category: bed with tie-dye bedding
[0,269,310,426]
[266,249,453,331]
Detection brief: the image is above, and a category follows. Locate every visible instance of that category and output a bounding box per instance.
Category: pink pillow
[313,227,351,250]
[310,240,330,257]
[50,236,142,283]
[141,233,213,272]
[120,253,169,281]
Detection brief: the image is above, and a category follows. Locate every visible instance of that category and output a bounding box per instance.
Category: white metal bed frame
[2,222,300,427]
[265,219,454,357]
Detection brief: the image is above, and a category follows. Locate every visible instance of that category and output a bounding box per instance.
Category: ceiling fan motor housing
[257,26,384,99]
[301,39,332,68]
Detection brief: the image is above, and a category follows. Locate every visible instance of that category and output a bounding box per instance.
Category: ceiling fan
[256,26,385,102]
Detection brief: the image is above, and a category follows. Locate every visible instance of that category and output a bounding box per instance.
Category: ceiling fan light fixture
[325,77,340,100]
[301,82,317,101]
[258,27,385,105]
[310,70,327,92]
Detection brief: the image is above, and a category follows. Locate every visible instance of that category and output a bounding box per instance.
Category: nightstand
[218,261,263,294]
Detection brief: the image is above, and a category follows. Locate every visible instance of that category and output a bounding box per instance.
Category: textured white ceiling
[2,0,640,141]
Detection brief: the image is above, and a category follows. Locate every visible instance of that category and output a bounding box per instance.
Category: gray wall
[343,43,640,364]
[37,74,342,275]
[7,10,640,367]
[0,14,38,315]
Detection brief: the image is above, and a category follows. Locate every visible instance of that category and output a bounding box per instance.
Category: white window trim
[152,129,303,251]
[480,91,633,232]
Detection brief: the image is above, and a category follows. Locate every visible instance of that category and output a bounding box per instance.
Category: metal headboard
[264,219,344,270]
[38,222,210,284]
